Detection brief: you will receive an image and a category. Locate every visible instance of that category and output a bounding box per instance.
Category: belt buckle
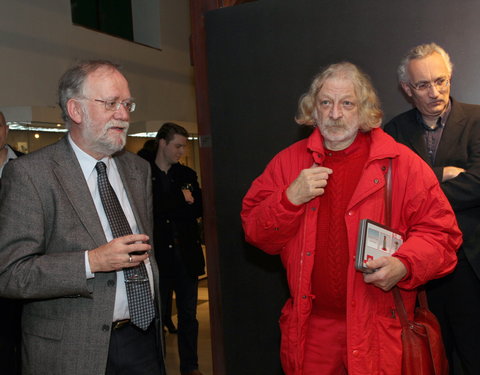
[112,319,130,330]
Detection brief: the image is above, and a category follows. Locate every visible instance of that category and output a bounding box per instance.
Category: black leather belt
[112,319,130,330]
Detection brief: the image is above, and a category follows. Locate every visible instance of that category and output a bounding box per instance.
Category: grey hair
[295,62,383,131]
[397,43,453,83]
[58,60,122,125]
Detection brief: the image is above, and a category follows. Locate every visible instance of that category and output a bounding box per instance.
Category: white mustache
[105,121,129,131]
[323,119,346,128]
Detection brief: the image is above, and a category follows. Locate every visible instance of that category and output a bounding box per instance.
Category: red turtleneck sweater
[311,132,370,317]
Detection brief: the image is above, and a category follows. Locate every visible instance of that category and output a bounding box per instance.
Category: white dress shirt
[68,135,154,321]
[0,145,19,177]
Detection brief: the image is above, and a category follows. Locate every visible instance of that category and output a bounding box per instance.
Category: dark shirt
[416,100,451,165]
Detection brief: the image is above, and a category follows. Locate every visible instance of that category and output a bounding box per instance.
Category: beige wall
[7,130,64,154]
[0,0,197,132]
[1,0,201,175]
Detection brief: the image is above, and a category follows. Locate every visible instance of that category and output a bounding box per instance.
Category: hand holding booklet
[355,219,404,273]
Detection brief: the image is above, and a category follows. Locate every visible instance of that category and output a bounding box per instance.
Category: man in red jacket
[241,62,462,375]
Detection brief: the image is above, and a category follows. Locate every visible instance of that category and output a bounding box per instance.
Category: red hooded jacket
[241,127,461,375]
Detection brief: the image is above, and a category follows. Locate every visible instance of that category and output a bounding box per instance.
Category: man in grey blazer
[384,43,480,375]
[0,61,166,375]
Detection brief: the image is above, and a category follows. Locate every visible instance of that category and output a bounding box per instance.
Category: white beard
[82,110,129,156]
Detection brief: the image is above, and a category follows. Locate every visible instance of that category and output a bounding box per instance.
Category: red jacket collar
[307,127,400,165]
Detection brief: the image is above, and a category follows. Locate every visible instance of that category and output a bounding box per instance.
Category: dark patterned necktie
[95,161,155,330]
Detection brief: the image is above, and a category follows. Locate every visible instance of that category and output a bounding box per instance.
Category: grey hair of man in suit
[58,60,122,125]
[397,42,453,83]
[397,43,453,131]
[58,60,133,159]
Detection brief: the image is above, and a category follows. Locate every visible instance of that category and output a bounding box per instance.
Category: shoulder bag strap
[385,158,411,326]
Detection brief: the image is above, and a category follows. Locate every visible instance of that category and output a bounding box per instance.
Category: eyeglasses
[81,97,136,112]
[408,77,450,92]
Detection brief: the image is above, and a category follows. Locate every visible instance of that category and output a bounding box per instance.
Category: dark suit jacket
[150,162,205,277]
[0,137,166,375]
[0,145,23,375]
[384,98,480,278]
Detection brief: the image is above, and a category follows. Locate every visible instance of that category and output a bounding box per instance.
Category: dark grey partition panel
[205,1,480,373]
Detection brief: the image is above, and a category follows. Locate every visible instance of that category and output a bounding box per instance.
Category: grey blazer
[0,137,166,375]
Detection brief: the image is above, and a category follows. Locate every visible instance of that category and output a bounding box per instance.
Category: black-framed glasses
[408,77,450,92]
[81,97,136,112]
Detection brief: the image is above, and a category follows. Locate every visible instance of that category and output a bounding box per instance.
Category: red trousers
[303,314,348,375]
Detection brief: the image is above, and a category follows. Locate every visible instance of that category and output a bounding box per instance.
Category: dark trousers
[427,253,480,375]
[160,254,200,373]
[105,323,164,375]
[0,298,21,375]
[162,288,176,330]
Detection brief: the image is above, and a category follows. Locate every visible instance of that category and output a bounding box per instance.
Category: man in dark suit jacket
[144,122,205,375]
[384,43,480,375]
[0,111,23,374]
[0,61,166,375]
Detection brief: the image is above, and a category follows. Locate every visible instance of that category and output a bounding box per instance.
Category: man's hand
[442,166,465,182]
[286,164,333,205]
[363,256,407,291]
[88,234,151,273]
[182,189,195,204]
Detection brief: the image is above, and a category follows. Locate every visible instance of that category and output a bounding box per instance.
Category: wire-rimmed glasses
[81,97,136,112]
[408,77,450,92]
